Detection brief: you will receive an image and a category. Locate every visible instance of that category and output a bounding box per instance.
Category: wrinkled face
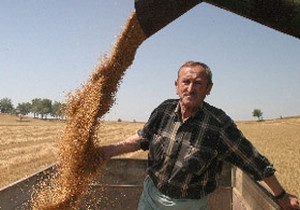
[175,65,213,111]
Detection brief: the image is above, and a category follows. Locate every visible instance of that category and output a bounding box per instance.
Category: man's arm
[96,134,141,162]
[263,175,300,209]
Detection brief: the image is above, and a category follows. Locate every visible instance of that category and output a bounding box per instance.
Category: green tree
[0,98,14,113]
[51,101,60,119]
[51,101,66,120]
[252,109,263,121]
[40,98,52,119]
[16,102,32,116]
[31,98,42,118]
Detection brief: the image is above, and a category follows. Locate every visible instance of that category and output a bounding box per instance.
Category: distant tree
[51,101,60,119]
[16,102,32,116]
[31,98,52,119]
[51,101,66,119]
[0,98,14,113]
[31,98,42,118]
[117,118,122,122]
[253,109,263,121]
[40,98,52,119]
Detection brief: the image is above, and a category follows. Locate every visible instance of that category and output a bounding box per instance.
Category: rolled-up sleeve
[138,129,149,151]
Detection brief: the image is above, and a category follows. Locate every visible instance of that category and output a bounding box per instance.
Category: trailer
[1,1,299,209]
[0,158,280,210]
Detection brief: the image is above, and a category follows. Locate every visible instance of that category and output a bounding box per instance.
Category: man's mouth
[183,93,195,98]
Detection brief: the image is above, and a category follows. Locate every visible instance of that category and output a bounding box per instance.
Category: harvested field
[0,114,146,189]
[0,113,299,197]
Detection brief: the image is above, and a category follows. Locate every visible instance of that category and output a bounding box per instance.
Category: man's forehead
[179,66,206,78]
[180,65,204,73]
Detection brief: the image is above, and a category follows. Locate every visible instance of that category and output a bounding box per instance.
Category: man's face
[175,65,213,111]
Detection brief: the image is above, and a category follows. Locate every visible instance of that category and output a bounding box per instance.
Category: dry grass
[0,114,299,198]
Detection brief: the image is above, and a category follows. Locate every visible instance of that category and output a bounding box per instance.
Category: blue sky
[1,0,300,122]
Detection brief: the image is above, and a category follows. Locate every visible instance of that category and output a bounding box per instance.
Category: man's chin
[181,100,198,109]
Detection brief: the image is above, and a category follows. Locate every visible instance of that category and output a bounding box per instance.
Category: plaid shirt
[139,99,275,199]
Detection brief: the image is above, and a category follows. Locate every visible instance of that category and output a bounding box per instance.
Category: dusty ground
[0,113,299,197]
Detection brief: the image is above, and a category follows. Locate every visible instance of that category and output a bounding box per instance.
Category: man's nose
[187,83,195,92]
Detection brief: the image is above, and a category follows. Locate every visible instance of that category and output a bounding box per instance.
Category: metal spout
[204,0,300,39]
[135,0,300,39]
[135,0,202,37]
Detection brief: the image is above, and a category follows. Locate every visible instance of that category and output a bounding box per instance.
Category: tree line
[0,97,66,120]
[0,97,265,122]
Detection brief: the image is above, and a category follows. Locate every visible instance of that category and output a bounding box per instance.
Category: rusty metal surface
[0,164,56,210]
[81,158,147,209]
[0,158,281,210]
[79,185,143,210]
[94,158,147,185]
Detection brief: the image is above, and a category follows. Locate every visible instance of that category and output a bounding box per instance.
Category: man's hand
[277,193,300,210]
[94,145,112,167]
[91,134,141,170]
[263,175,300,209]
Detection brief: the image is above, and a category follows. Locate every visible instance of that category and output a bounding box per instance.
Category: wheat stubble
[31,11,146,209]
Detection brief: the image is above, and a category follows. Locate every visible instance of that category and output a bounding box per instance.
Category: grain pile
[31,11,147,209]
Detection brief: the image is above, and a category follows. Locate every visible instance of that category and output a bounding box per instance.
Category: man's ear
[175,80,179,95]
[206,83,213,95]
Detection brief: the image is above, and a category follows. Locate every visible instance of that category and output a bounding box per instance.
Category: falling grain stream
[31,11,147,209]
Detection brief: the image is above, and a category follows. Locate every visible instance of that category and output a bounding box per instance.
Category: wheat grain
[31,11,146,209]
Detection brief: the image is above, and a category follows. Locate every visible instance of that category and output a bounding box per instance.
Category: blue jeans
[138,176,209,210]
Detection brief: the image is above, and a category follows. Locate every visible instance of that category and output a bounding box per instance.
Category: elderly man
[97,61,299,210]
